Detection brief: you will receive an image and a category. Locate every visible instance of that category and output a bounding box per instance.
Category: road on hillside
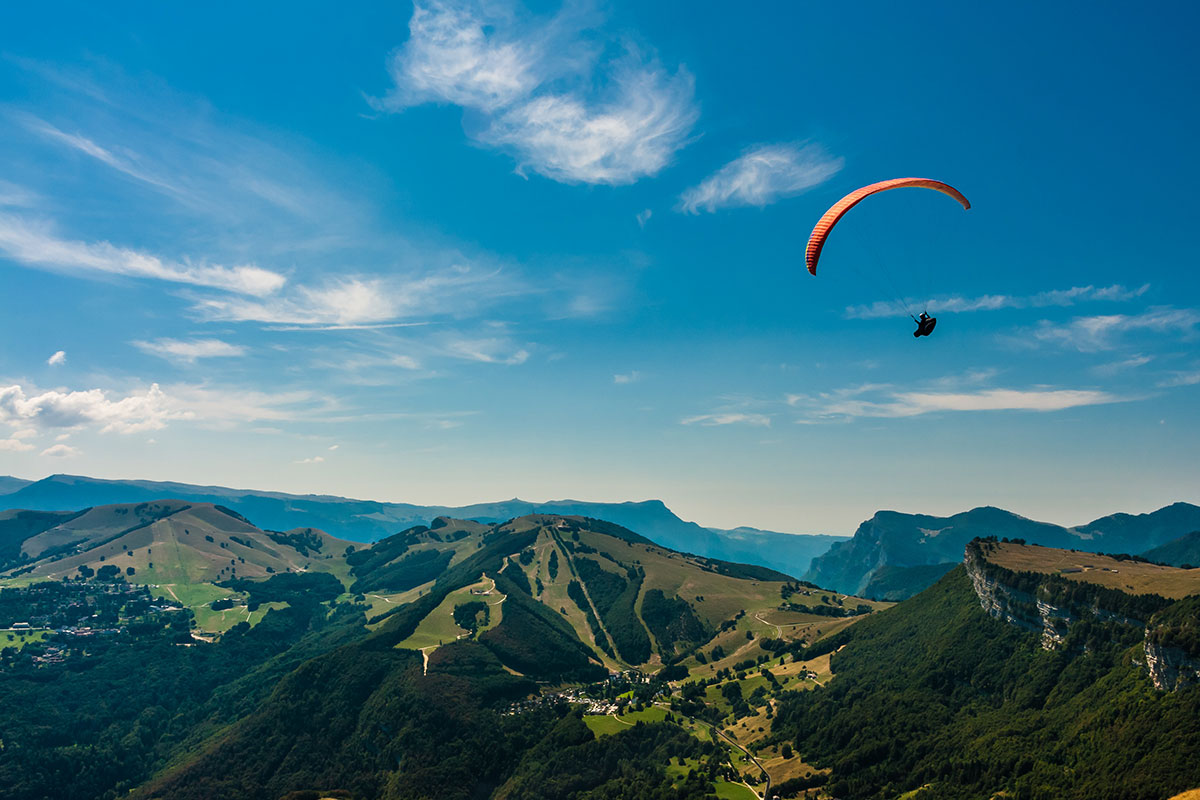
[754,611,782,638]
[655,702,771,800]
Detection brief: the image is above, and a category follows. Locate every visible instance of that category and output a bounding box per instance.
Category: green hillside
[361,514,877,673]
[769,564,1200,799]
[1144,531,1200,568]
[0,507,886,800]
[0,502,357,633]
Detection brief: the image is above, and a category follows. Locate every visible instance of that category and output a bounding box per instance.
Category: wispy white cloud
[192,269,508,326]
[377,1,698,185]
[614,371,639,384]
[0,180,39,208]
[1093,354,1153,376]
[1023,306,1199,352]
[0,214,286,296]
[678,143,843,214]
[0,428,36,452]
[41,443,80,458]
[0,383,184,434]
[846,284,1151,319]
[636,209,652,228]
[378,0,550,112]
[794,383,1124,420]
[1158,367,1200,388]
[159,384,335,426]
[295,455,325,464]
[47,350,66,366]
[682,412,771,427]
[444,336,529,365]
[20,114,179,194]
[134,338,247,363]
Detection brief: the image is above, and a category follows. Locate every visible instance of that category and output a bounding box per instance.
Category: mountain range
[0,474,844,579]
[2,487,1199,799]
[4,475,1198,605]
[805,502,1200,600]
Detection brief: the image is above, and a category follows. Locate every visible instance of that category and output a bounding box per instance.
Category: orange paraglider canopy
[805,178,970,275]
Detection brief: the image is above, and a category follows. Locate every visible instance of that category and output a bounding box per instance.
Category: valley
[0,493,1198,800]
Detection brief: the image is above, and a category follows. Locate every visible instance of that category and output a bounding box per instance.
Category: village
[0,576,191,670]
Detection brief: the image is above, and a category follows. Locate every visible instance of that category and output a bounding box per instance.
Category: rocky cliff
[964,540,1200,691]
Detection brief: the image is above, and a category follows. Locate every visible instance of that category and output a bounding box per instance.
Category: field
[583,705,669,736]
[149,581,288,634]
[396,575,505,651]
[988,542,1200,598]
[2,628,51,648]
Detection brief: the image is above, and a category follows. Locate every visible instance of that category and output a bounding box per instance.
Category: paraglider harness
[913,311,937,338]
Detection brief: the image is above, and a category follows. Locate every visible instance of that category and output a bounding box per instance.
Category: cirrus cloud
[682,412,771,427]
[134,338,247,363]
[678,143,843,214]
[0,213,285,296]
[377,0,698,185]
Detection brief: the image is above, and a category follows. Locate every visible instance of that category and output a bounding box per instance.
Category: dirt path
[712,725,769,799]
[420,646,435,676]
[755,611,783,639]
[162,585,182,603]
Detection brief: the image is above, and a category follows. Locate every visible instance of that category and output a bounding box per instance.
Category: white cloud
[481,59,698,185]
[0,383,183,434]
[681,412,771,427]
[1025,306,1199,352]
[0,180,39,208]
[636,209,652,228]
[846,284,1151,319]
[390,354,422,370]
[0,213,286,296]
[444,337,529,365]
[192,269,504,327]
[379,0,547,112]
[614,371,639,384]
[295,455,325,464]
[804,386,1123,420]
[0,436,35,452]
[328,444,340,451]
[378,1,698,185]
[678,143,843,214]
[1158,368,1200,388]
[1093,354,1153,376]
[47,350,66,366]
[160,384,335,425]
[41,443,80,458]
[134,338,247,363]
[22,115,178,194]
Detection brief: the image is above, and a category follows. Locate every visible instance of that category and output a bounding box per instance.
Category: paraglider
[913,311,936,338]
[805,177,969,339]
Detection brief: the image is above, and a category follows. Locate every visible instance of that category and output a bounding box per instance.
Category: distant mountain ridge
[0,474,841,579]
[806,503,1200,600]
[1143,530,1200,567]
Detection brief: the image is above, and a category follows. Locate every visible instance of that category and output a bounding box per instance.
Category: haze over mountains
[3,476,1199,602]
[806,503,1200,599]
[0,475,844,580]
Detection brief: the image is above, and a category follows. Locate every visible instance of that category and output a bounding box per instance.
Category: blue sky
[0,1,1197,533]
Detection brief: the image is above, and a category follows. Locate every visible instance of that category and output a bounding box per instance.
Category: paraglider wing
[805,178,970,275]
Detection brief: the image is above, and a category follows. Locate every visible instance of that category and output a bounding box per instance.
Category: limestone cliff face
[964,546,1073,649]
[1143,640,1200,691]
[964,542,1200,691]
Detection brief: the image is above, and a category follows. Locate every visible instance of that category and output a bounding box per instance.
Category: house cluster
[501,687,620,717]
